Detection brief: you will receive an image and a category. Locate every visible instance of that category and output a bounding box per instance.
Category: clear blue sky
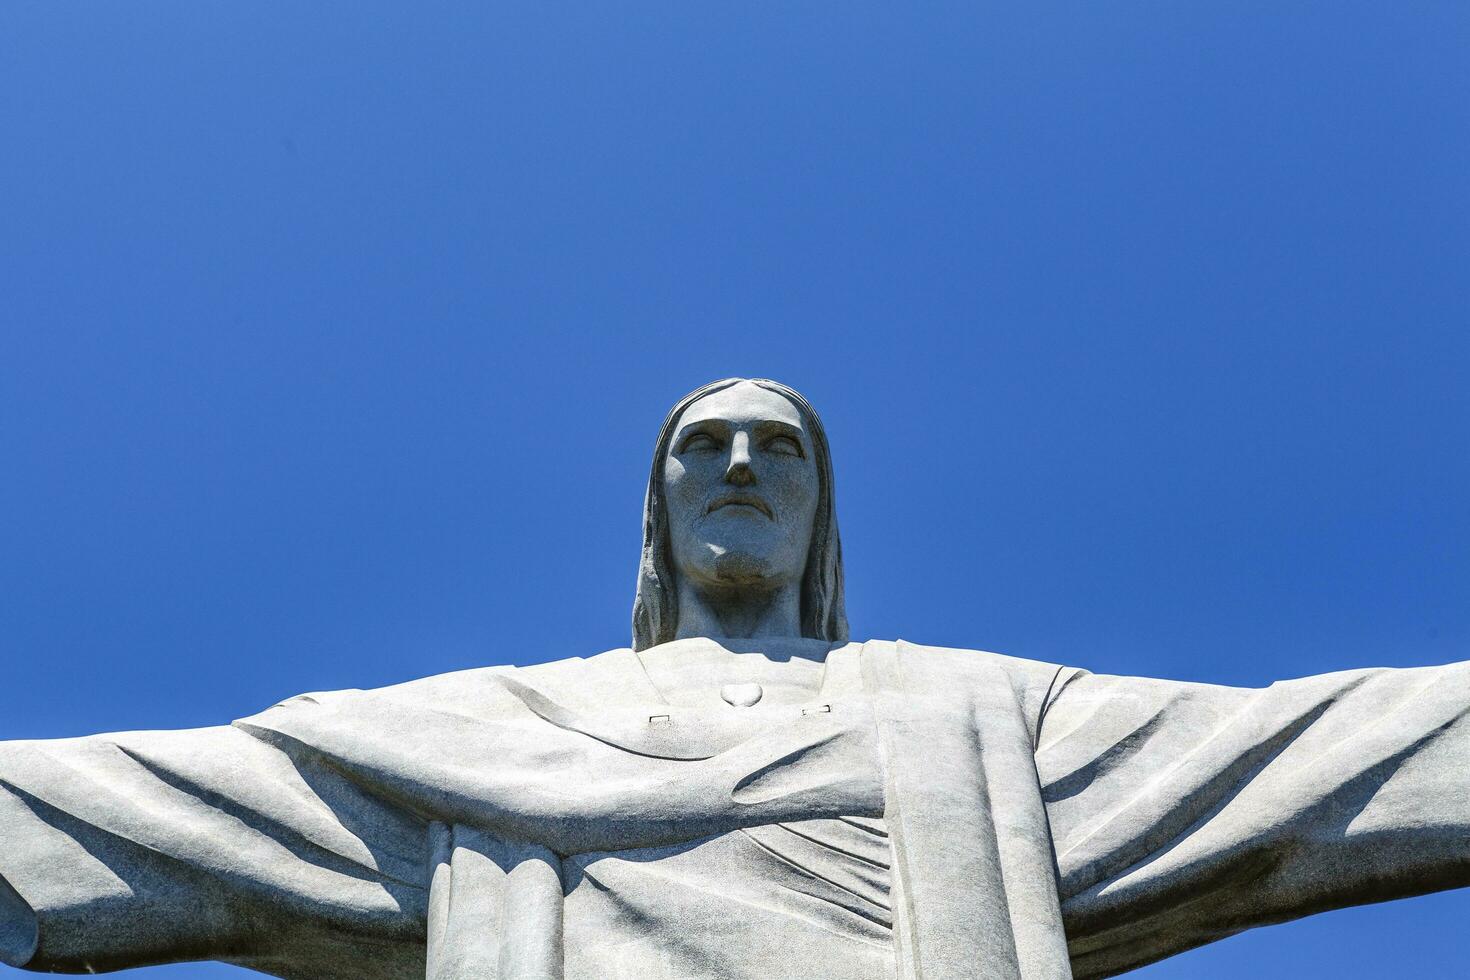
[2,3,1466,977]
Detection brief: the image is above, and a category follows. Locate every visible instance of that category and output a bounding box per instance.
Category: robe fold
[1,639,1467,979]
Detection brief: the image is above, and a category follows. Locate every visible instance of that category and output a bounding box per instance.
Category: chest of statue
[398,641,1072,980]
[559,815,897,980]
[550,642,897,978]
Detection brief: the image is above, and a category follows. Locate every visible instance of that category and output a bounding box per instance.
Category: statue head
[632,379,847,651]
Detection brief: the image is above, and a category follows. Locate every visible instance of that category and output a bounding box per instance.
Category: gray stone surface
[1,378,1466,979]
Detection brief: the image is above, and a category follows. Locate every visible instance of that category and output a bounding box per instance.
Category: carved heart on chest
[719,682,764,707]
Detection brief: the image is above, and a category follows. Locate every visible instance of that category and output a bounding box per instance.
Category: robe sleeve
[0,720,429,977]
[1035,660,1470,979]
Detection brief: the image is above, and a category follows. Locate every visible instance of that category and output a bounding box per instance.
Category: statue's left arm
[1036,660,1470,979]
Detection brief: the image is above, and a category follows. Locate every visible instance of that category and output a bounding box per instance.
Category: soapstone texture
[1,379,1466,979]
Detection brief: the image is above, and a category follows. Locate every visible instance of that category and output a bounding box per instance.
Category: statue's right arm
[0,722,428,976]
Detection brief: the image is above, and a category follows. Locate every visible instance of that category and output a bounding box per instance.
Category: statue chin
[673,545,784,591]
[708,549,777,587]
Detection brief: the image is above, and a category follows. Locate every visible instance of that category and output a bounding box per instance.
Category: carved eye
[765,435,803,457]
[679,432,720,454]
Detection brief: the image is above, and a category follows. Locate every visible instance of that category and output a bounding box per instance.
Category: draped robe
[2,638,1468,979]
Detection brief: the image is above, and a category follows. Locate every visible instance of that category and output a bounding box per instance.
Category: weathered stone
[0,379,1464,979]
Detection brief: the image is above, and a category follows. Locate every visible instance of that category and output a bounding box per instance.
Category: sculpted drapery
[3,379,1465,978]
[4,638,1469,979]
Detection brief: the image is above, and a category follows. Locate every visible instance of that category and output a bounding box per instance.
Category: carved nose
[725,433,755,486]
[725,462,755,486]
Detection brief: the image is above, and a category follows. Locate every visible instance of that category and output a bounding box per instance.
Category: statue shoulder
[883,638,1071,718]
[243,646,639,723]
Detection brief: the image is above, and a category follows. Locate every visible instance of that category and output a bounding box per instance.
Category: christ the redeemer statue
[2,378,1466,980]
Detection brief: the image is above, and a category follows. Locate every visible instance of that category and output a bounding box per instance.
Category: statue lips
[706,492,774,520]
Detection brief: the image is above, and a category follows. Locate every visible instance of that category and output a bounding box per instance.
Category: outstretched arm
[1037,660,1470,979]
[0,723,426,976]
[1,657,878,975]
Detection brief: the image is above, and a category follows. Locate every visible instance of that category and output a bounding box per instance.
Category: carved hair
[631,378,848,652]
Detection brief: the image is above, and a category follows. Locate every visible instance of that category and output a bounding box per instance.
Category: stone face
[632,378,848,654]
[0,378,1466,979]
[660,383,819,638]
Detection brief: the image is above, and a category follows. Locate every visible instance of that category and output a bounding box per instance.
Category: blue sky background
[2,2,1467,977]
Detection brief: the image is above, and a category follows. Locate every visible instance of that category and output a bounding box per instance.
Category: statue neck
[672,578,803,643]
